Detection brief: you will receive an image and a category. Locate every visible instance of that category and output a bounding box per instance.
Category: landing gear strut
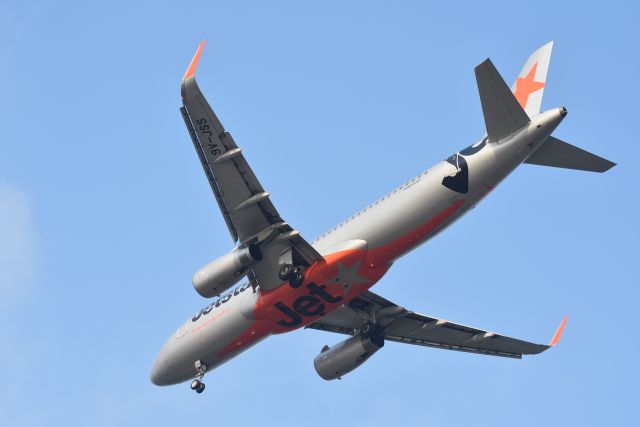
[279,264,305,289]
[190,360,207,394]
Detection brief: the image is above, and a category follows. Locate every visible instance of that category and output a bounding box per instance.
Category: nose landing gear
[191,379,205,393]
[190,360,207,394]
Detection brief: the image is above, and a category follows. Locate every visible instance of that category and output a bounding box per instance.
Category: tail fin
[512,41,554,117]
[525,136,616,172]
[475,59,530,141]
[513,43,617,173]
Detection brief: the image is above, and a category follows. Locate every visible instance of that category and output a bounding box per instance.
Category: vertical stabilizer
[512,41,553,117]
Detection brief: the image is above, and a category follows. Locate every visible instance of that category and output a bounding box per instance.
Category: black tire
[196,383,205,393]
[278,264,293,281]
[190,380,200,390]
[289,270,305,288]
[360,321,374,338]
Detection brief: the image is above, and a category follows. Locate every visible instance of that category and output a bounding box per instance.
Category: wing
[307,290,567,359]
[180,41,323,290]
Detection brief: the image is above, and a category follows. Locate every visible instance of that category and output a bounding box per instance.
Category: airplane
[150,41,615,393]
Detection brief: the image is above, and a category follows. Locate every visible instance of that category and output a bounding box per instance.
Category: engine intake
[192,245,262,298]
[313,332,384,380]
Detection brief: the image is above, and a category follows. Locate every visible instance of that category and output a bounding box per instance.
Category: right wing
[308,290,567,359]
[180,41,323,290]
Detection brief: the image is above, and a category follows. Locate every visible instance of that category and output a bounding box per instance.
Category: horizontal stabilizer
[475,59,531,141]
[525,136,616,172]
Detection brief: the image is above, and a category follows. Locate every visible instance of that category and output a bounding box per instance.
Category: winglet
[549,316,568,347]
[184,40,206,80]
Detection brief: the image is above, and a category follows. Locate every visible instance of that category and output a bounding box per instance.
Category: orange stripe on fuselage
[367,199,466,266]
[217,199,466,358]
[255,249,389,333]
[217,318,273,359]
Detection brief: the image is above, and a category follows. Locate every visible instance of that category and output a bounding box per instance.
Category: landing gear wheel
[289,267,305,289]
[360,321,375,338]
[278,264,293,281]
[191,360,207,393]
[191,379,206,393]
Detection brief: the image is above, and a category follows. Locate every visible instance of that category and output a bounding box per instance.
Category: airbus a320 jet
[151,41,615,393]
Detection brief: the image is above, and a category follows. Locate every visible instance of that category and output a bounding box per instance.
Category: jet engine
[313,328,384,380]
[192,245,262,298]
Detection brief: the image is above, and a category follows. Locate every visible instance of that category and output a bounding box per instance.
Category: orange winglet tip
[549,316,568,347]
[184,40,206,80]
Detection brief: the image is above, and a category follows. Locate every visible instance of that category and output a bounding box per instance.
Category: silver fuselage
[150,107,566,386]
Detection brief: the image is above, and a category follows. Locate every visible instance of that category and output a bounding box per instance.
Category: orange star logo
[514,62,545,109]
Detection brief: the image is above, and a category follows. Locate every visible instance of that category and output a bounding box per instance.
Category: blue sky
[1,1,638,425]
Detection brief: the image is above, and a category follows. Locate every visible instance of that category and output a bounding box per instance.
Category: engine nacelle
[313,333,384,380]
[192,245,262,298]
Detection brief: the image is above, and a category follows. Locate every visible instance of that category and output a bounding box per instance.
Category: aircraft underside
[151,41,614,392]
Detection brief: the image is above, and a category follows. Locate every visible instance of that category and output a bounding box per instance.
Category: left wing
[180,41,323,290]
[307,291,567,359]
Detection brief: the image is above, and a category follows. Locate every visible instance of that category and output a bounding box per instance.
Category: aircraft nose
[560,106,568,117]
[150,335,179,386]
[150,348,172,386]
